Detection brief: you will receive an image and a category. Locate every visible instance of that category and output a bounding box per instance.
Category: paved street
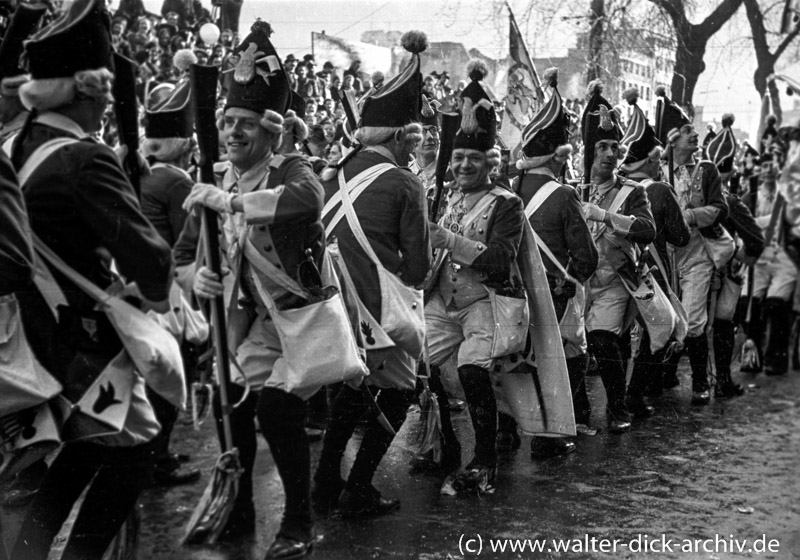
[3,352,800,560]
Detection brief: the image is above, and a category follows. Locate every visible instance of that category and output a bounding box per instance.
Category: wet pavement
[3,352,800,560]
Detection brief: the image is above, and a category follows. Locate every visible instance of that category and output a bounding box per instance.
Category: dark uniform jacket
[321,149,430,319]
[514,170,598,285]
[431,180,525,307]
[13,113,173,307]
[642,179,691,285]
[730,193,766,261]
[174,153,325,308]
[0,150,33,295]
[140,163,192,248]
[12,112,173,381]
[591,176,656,285]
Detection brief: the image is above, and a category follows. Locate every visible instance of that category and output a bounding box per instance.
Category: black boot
[496,412,521,452]
[340,388,414,517]
[257,388,314,544]
[313,384,363,514]
[684,334,710,404]
[567,355,592,427]
[713,319,743,398]
[763,297,791,376]
[627,329,658,417]
[454,365,497,491]
[587,330,631,433]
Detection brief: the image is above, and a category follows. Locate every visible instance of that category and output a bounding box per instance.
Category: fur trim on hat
[19,76,76,111]
[622,87,639,105]
[486,147,501,169]
[355,123,421,147]
[1,75,31,97]
[667,127,681,143]
[142,136,193,161]
[516,144,572,171]
[655,85,668,98]
[721,113,735,128]
[260,109,284,134]
[766,114,777,127]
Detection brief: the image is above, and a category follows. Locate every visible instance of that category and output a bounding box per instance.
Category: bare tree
[648,0,744,115]
[742,0,800,124]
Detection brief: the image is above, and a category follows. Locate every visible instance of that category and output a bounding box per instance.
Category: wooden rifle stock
[430,112,460,222]
[112,53,141,199]
[189,63,235,451]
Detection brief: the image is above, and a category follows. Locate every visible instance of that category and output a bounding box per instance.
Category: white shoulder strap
[17,137,80,188]
[325,163,394,237]
[2,133,16,158]
[609,184,634,213]
[337,167,391,270]
[524,180,560,218]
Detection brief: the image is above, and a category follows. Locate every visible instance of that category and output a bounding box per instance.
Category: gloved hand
[182,183,234,214]
[683,209,697,226]
[193,266,226,300]
[582,202,607,223]
[429,223,456,250]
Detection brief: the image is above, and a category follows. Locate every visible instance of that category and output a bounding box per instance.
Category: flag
[502,5,544,156]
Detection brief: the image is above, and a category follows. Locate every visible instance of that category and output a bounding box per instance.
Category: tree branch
[774,24,800,60]
[696,0,744,37]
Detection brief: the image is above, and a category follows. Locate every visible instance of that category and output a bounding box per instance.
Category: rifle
[112,53,141,199]
[429,111,460,223]
[330,86,358,132]
[189,63,235,452]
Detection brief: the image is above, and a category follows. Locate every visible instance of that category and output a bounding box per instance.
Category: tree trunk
[587,0,605,83]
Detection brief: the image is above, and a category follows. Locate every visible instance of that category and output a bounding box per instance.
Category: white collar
[34,112,88,139]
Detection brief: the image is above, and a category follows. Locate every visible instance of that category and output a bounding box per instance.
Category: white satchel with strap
[336,166,426,359]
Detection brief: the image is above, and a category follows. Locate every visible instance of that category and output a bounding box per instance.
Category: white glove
[192,266,225,300]
[683,209,697,226]
[183,183,234,214]
[429,223,456,250]
[582,202,607,223]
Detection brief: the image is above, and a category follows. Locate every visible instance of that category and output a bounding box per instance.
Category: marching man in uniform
[313,30,430,518]
[618,87,690,415]
[580,81,656,432]
[424,59,525,492]
[511,67,598,453]
[655,86,729,404]
[176,21,327,558]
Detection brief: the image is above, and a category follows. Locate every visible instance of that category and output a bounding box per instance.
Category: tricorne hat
[453,58,496,152]
[580,80,621,179]
[619,86,662,173]
[358,30,427,129]
[225,20,290,124]
[144,79,193,139]
[518,67,571,170]
[654,85,691,145]
[0,3,47,96]
[707,113,737,174]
